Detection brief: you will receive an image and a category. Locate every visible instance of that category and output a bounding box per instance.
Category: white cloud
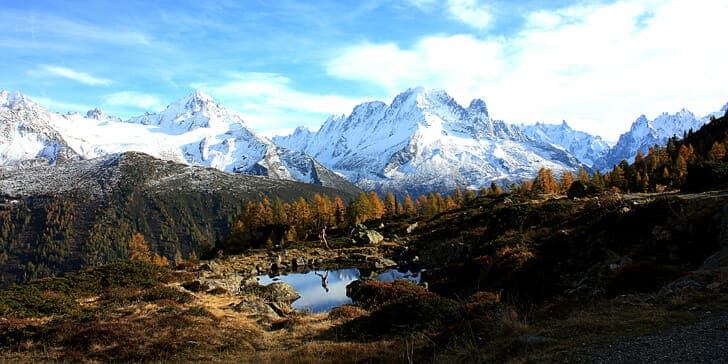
[328,0,728,140]
[326,34,502,102]
[446,0,492,29]
[41,65,112,86]
[103,91,164,111]
[192,73,367,131]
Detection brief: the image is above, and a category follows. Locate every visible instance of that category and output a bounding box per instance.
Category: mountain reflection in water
[257,268,422,313]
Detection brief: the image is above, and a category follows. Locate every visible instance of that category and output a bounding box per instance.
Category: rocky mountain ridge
[0,90,358,194]
[274,87,582,195]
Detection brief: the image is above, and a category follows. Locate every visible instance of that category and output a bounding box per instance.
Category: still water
[257,268,422,313]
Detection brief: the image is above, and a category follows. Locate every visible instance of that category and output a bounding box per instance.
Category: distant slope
[0,152,358,286]
[0,90,357,193]
[520,121,610,168]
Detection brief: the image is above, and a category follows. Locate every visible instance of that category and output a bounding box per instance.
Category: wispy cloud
[446,0,492,29]
[403,0,493,29]
[0,11,156,47]
[328,0,728,139]
[103,91,164,111]
[40,65,112,86]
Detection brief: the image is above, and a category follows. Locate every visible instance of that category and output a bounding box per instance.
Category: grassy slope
[1,191,727,363]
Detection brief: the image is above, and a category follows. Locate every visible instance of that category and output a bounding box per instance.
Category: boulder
[291,257,307,269]
[261,282,300,303]
[234,297,279,321]
[406,222,419,234]
[350,224,384,245]
[371,257,398,270]
[363,230,384,245]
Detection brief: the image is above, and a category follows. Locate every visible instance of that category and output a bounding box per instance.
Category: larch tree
[709,141,726,161]
[577,166,590,184]
[559,171,575,193]
[272,197,288,225]
[128,233,151,262]
[533,168,559,194]
[368,192,385,219]
[332,196,346,226]
[403,194,414,215]
[384,192,397,217]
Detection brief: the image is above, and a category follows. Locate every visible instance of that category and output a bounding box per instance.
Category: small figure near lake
[315,270,330,292]
[320,225,330,249]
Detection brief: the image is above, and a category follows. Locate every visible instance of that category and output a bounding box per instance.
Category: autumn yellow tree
[488,182,502,196]
[577,166,590,184]
[332,196,346,226]
[533,168,559,194]
[559,171,575,193]
[368,192,385,219]
[128,233,151,262]
[709,141,726,161]
[463,188,476,202]
[271,197,288,225]
[259,198,273,226]
[384,192,397,217]
[415,195,428,215]
[403,194,414,215]
[152,253,169,267]
[452,187,463,207]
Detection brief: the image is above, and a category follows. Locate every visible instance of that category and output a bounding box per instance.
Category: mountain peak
[391,86,453,110]
[0,90,34,109]
[169,90,217,112]
[86,108,106,120]
[468,99,489,116]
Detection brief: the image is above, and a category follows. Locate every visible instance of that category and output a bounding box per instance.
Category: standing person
[320,225,330,249]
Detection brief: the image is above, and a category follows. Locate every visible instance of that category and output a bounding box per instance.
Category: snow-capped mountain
[520,121,611,168]
[0,90,79,166]
[0,90,358,194]
[594,104,728,171]
[274,87,582,195]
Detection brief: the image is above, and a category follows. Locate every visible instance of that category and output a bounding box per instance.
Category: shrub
[346,279,431,310]
[328,304,367,320]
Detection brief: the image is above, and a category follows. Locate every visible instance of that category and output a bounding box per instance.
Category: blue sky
[2,0,727,140]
